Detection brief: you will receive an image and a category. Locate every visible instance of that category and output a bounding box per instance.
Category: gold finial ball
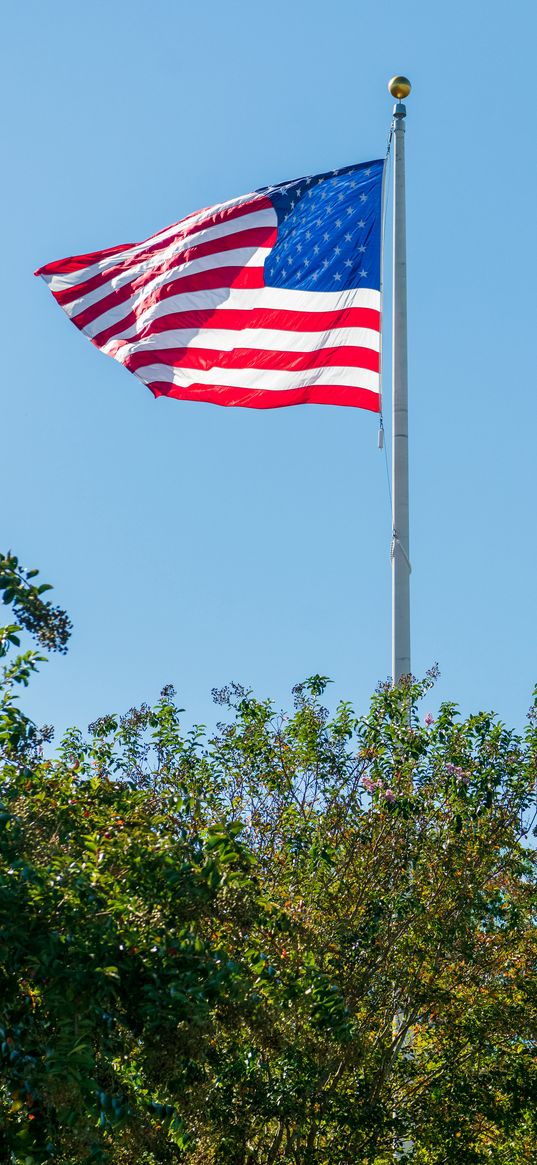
[388,75,412,100]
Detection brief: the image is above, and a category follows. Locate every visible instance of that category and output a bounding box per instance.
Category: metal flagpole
[389,76,412,683]
[388,76,414,1162]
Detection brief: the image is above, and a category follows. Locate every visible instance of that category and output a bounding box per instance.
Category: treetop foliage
[1,557,536,1164]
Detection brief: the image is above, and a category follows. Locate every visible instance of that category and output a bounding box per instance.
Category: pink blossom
[424,713,434,726]
[362,777,376,793]
[447,763,469,782]
[384,788,396,803]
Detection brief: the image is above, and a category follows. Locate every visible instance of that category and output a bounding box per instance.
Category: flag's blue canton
[259,159,384,293]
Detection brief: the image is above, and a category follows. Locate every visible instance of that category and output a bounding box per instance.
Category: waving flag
[36,160,384,412]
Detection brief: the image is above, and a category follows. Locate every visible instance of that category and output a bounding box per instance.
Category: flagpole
[387,81,414,1164]
[389,76,412,684]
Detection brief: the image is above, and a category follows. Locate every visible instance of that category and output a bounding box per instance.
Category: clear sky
[3,0,536,738]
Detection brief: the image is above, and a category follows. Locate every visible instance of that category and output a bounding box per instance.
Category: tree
[1,557,536,1163]
[0,558,257,1163]
[192,677,537,1164]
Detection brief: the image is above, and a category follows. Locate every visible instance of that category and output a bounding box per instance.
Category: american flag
[36,159,384,412]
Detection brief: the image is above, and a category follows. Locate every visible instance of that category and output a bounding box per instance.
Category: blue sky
[3,0,536,738]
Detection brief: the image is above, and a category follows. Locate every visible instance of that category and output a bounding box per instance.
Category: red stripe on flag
[123,344,380,375]
[147,381,381,412]
[35,241,136,278]
[105,306,380,355]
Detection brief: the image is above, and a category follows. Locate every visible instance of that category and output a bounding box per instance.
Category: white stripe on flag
[112,325,380,361]
[135,363,380,394]
[100,285,382,349]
